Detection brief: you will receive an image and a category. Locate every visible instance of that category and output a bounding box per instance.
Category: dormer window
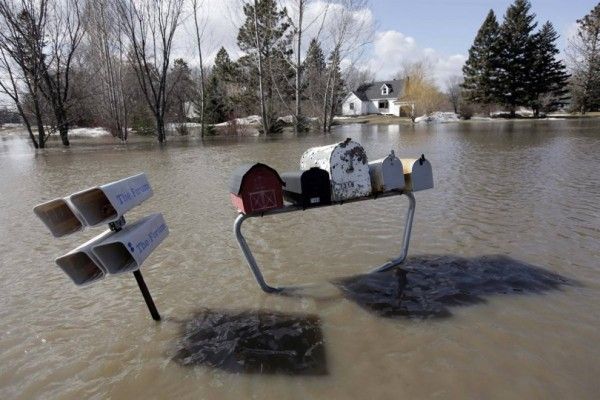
[381,84,390,95]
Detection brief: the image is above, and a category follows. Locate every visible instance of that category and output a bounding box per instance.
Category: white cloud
[365,30,466,87]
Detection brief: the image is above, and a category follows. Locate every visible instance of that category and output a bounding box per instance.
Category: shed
[300,138,372,202]
[230,163,285,214]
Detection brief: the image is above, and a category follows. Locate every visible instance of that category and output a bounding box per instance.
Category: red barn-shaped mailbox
[230,163,284,214]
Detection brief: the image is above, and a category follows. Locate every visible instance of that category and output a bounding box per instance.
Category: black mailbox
[281,168,332,207]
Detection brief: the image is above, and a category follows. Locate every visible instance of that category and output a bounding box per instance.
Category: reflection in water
[172,310,327,375]
[334,255,574,319]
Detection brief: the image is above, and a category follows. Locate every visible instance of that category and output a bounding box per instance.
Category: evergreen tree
[237,0,291,134]
[204,73,230,125]
[213,47,236,83]
[529,22,570,116]
[495,0,538,116]
[568,3,600,113]
[462,10,500,106]
[302,39,326,123]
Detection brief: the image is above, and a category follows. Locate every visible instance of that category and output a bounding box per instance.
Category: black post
[133,270,161,321]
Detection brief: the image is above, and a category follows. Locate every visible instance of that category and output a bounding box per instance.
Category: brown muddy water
[0,120,599,399]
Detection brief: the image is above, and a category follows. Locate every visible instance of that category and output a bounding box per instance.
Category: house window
[381,84,389,95]
[378,100,389,109]
[349,103,355,110]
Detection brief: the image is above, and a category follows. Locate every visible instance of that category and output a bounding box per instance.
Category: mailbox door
[381,157,405,191]
[241,168,283,213]
[329,141,371,201]
[300,168,331,206]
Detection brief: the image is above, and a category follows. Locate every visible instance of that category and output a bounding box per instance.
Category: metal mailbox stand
[234,191,416,293]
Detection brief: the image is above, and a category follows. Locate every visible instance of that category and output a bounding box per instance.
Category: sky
[174,0,597,88]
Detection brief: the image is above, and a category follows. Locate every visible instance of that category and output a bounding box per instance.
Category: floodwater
[0,119,599,399]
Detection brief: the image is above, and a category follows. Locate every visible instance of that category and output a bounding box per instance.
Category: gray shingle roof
[353,79,405,101]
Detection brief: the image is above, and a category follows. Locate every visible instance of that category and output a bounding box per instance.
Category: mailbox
[69,173,153,227]
[55,230,113,286]
[401,155,433,192]
[229,163,284,214]
[280,168,331,207]
[369,150,405,193]
[92,213,169,275]
[33,198,84,238]
[300,138,372,202]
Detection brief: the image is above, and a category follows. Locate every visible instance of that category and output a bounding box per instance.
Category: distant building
[341,79,414,117]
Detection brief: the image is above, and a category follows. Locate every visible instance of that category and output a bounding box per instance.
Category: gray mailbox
[369,150,405,193]
[401,155,433,192]
[299,138,372,202]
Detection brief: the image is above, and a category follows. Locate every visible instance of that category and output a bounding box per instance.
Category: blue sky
[374,0,594,56]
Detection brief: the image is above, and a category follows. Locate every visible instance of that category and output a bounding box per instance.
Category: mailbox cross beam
[233,191,416,293]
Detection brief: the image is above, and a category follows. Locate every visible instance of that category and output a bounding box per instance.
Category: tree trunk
[33,94,46,148]
[156,114,166,143]
[192,0,206,137]
[294,1,303,134]
[253,0,270,135]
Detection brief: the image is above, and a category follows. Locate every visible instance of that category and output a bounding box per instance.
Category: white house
[341,79,414,117]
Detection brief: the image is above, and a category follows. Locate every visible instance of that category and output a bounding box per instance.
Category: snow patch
[215,115,262,127]
[68,127,111,137]
[414,112,460,123]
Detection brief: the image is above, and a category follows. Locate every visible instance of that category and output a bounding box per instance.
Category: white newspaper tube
[92,213,169,275]
[33,198,84,238]
[69,173,153,227]
[55,230,114,286]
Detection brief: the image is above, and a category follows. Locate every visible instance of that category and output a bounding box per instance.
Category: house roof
[351,79,406,101]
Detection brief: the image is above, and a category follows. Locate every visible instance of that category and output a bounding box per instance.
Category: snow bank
[215,115,262,127]
[414,112,460,124]
[68,127,111,137]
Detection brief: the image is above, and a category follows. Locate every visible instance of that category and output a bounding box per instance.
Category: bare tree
[0,46,37,146]
[397,61,443,121]
[191,0,207,136]
[87,0,130,140]
[0,0,50,147]
[115,0,184,143]
[567,3,600,114]
[445,75,463,114]
[282,0,328,133]
[321,0,373,132]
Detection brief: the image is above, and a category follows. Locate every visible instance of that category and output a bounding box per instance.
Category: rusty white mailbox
[401,155,433,192]
[369,150,405,193]
[300,138,372,202]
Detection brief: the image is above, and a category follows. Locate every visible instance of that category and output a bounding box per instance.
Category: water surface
[0,120,599,399]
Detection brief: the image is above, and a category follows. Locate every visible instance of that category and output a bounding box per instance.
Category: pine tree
[462,10,500,106]
[204,73,230,125]
[568,3,600,113]
[495,0,538,116]
[213,47,235,83]
[302,38,326,119]
[237,0,291,134]
[529,22,569,116]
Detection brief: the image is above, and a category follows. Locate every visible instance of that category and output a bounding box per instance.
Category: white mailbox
[69,173,153,227]
[33,198,84,238]
[368,150,405,193]
[55,230,113,286]
[92,213,168,275]
[401,155,433,192]
[300,138,372,201]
